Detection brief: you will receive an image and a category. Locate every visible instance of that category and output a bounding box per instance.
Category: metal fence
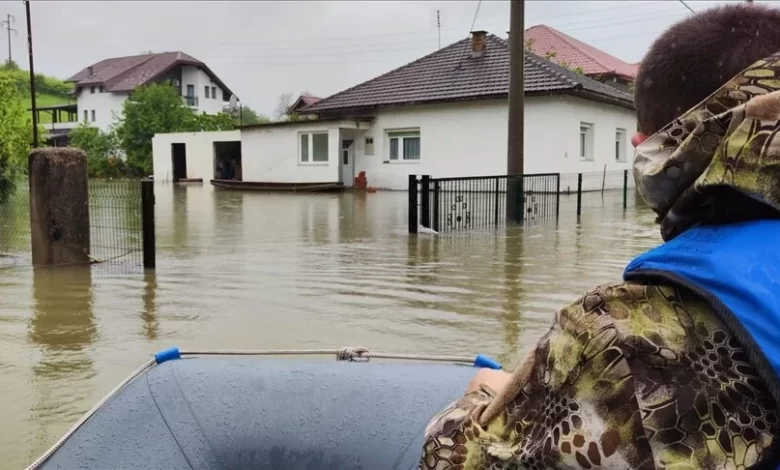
[0,178,31,263]
[88,179,155,268]
[409,170,635,233]
[0,177,155,269]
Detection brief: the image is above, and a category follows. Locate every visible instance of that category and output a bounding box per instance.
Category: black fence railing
[409,170,634,233]
[409,173,561,233]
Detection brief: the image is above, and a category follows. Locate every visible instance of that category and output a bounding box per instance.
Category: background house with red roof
[152,32,637,191]
[524,25,638,93]
[66,51,236,132]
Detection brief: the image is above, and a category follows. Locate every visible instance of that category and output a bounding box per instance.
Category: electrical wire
[678,0,696,13]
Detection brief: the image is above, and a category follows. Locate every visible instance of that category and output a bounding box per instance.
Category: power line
[678,0,695,13]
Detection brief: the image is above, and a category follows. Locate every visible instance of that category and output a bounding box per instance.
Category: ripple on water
[0,187,661,468]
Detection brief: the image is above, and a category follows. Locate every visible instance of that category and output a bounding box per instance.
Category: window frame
[91,110,96,122]
[579,122,594,161]
[204,86,210,99]
[385,128,421,163]
[615,128,627,162]
[364,137,374,156]
[298,131,329,165]
[212,86,217,99]
[90,86,95,94]
[83,110,88,122]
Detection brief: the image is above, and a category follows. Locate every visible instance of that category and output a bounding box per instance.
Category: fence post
[28,147,90,266]
[408,174,418,234]
[420,175,430,229]
[555,173,561,220]
[623,169,628,210]
[517,175,525,223]
[494,177,500,226]
[141,179,156,269]
[432,180,440,232]
[576,173,583,217]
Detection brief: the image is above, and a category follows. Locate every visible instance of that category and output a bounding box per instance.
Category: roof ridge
[104,55,157,91]
[303,36,475,112]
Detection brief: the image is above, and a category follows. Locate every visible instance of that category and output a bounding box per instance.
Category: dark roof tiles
[67,51,233,97]
[304,34,632,113]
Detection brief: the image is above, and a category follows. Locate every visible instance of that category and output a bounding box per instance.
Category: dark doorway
[171,143,187,182]
[213,141,243,181]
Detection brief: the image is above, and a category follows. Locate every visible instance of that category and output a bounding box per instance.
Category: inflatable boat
[27,347,502,470]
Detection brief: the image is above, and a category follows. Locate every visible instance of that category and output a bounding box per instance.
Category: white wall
[181,65,228,115]
[76,88,128,132]
[240,123,343,183]
[351,96,637,190]
[152,130,241,182]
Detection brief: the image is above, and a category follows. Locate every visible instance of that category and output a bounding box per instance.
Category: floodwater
[0,183,661,468]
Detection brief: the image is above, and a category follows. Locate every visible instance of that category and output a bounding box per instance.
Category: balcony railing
[184,96,199,107]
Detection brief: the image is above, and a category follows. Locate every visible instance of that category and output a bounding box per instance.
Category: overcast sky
[0,0,769,116]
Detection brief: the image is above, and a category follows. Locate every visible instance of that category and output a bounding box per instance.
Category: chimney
[87,66,94,77]
[470,30,487,57]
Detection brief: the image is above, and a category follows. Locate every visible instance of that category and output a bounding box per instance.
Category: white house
[60,51,235,134]
[152,32,636,191]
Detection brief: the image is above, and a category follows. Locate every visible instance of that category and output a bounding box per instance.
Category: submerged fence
[88,180,155,268]
[409,170,634,233]
[0,177,155,269]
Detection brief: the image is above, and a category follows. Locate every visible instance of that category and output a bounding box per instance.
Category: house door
[171,143,187,182]
[341,140,354,187]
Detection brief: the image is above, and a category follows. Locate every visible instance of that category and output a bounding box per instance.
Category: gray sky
[0,0,768,116]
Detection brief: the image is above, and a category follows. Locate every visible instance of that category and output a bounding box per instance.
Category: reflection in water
[500,229,524,364]
[1,185,663,468]
[141,270,158,339]
[28,266,96,457]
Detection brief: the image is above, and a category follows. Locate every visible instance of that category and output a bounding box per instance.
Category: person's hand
[466,368,511,395]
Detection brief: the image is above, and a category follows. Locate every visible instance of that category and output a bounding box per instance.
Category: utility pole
[506,0,524,222]
[1,13,17,64]
[25,0,38,147]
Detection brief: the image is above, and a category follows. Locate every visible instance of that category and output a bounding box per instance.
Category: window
[186,84,194,97]
[299,132,328,163]
[212,87,217,99]
[364,137,374,156]
[90,86,95,94]
[615,128,626,162]
[83,110,88,122]
[387,129,421,161]
[204,86,210,98]
[579,123,594,161]
[91,110,96,122]
[99,86,104,93]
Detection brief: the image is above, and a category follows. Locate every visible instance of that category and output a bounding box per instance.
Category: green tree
[0,74,36,202]
[189,112,235,132]
[69,122,126,178]
[234,105,269,126]
[114,83,196,176]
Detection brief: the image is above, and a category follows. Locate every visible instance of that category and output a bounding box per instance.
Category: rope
[26,347,481,469]
[179,347,477,365]
[25,357,156,470]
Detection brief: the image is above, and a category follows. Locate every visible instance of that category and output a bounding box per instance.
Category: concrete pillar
[29,147,90,266]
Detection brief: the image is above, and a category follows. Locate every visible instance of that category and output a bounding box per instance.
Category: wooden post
[576,173,583,217]
[29,147,90,266]
[506,0,524,221]
[141,179,156,269]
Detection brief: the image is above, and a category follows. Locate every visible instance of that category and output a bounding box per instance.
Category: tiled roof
[303,33,633,114]
[67,51,235,97]
[524,25,638,79]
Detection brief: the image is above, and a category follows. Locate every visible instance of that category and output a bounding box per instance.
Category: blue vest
[623,220,780,467]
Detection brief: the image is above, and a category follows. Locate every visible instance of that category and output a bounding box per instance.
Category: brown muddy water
[0,183,660,468]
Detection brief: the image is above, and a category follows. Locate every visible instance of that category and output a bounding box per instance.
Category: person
[419,4,780,469]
